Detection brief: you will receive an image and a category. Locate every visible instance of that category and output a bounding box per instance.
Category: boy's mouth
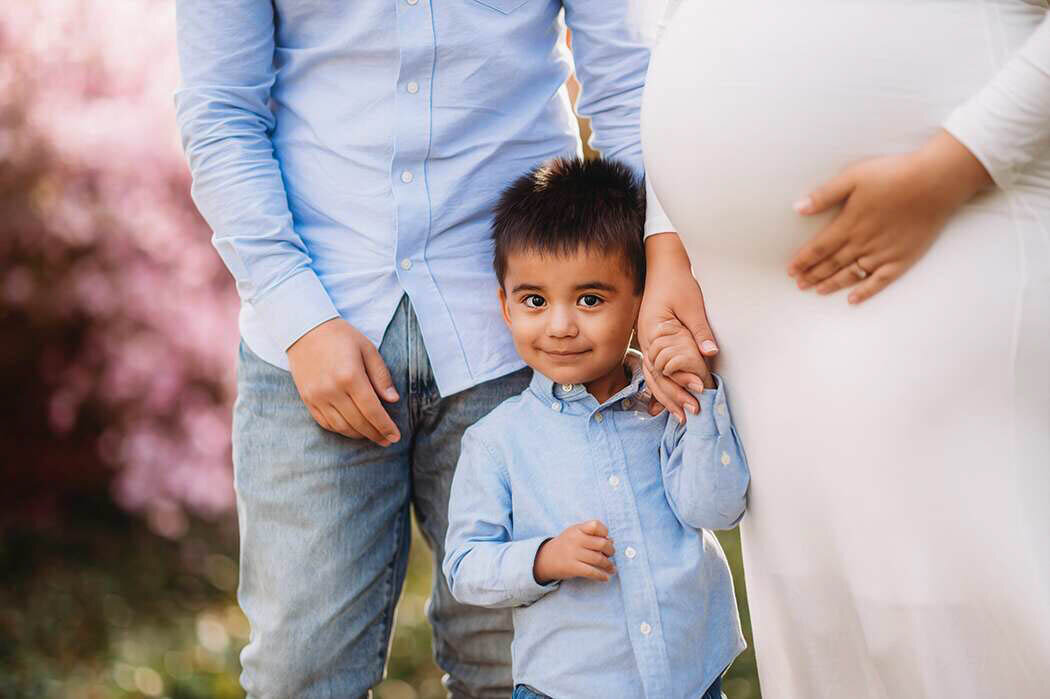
[540,348,591,361]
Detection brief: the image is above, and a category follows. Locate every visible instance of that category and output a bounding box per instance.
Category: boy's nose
[546,308,578,338]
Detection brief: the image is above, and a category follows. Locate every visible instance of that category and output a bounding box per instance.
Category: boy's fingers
[579,534,614,555]
[578,519,608,538]
[669,372,706,393]
[578,549,615,572]
[643,362,696,420]
[572,561,612,582]
[662,353,708,381]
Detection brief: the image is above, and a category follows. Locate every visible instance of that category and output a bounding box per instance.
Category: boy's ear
[498,287,512,328]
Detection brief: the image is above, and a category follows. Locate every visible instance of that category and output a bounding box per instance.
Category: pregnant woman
[641,2,1049,696]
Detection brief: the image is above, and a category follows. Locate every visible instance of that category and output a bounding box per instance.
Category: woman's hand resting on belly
[787,129,993,304]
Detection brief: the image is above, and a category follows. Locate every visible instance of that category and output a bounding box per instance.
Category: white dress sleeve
[943,14,1050,188]
[644,177,675,237]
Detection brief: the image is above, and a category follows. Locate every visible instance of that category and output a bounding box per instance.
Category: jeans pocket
[471,0,532,14]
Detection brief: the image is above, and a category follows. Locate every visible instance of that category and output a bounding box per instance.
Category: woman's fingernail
[793,197,813,213]
[686,403,698,415]
[700,340,718,354]
[848,295,859,305]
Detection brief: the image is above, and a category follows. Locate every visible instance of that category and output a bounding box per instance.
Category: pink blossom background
[1,0,240,530]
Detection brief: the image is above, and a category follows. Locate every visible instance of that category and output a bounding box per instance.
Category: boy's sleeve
[660,374,750,531]
[443,428,559,608]
[562,0,676,238]
[174,0,339,351]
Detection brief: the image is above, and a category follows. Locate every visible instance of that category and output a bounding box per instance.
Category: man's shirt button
[400,170,414,183]
[608,475,620,488]
[406,81,419,94]
[400,258,413,271]
[640,622,652,635]
[594,412,604,423]
[550,401,561,412]
[721,450,731,465]
[625,546,637,559]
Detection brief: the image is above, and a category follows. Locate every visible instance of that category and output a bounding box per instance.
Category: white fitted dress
[642,2,1050,697]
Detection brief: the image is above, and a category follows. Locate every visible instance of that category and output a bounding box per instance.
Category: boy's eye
[578,294,603,308]
[523,295,546,309]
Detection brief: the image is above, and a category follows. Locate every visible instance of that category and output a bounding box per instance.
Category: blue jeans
[233,295,531,698]
[511,676,725,699]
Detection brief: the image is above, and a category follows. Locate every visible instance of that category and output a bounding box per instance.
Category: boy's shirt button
[721,451,731,465]
[561,383,574,392]
[594,412,604,423]
[625,546,637,559]
[640,622,652,635]
[621,398,632,409]
[550,401,561,412]
[608,475,620,488]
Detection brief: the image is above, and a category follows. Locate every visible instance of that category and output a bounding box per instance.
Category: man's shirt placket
[392,0,473,392]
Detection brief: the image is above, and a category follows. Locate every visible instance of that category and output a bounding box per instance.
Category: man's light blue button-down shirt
[444,364,751,698]
[175,0,666,395]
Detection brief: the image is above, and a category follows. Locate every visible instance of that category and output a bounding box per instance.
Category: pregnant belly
[642,0,1029,267]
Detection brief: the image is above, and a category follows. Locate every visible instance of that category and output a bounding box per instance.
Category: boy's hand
[644,318,714,390]
[533,520,616,584]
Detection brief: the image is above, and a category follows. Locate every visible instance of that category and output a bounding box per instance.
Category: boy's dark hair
[491,157,646,293]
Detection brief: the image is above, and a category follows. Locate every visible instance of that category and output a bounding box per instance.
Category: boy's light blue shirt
[444,361,751,699]
[174,0,666,396]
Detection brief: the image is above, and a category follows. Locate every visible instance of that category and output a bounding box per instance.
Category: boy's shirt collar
[527,349,650,411]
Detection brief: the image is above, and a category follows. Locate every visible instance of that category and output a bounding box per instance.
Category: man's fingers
[344,358,400,443]
[362,343,400,403]
[795,169,855,216]
[578,519,608,538]
[307,404,334,432]
[331,395,388,445]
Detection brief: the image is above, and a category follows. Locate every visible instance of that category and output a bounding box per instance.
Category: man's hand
[287,318,401,446]
[533,520,616,584]
[638,234,718,421]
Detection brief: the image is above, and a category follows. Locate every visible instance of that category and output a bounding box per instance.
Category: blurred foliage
[0,500,759,698]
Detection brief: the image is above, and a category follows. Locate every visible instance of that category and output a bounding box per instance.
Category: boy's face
[499,246,641,389]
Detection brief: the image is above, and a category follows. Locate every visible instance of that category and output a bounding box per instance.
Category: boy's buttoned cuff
[685,373,730,436]
[508,536,560,606]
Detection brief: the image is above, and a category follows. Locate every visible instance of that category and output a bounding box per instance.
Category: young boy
[443,157,750,699]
